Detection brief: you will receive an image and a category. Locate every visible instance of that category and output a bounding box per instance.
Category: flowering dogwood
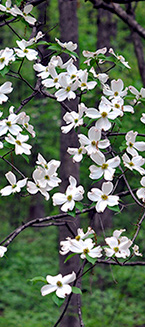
[41,271,76,298]
[55,38,77,52]
[14,40,38,61]
[0,81,13,104]
[104,229,132,258]
[55,75,79,102]
[89,152,120,181]
[0,246,7,257]
[132,244,142,257]
[122,153,145,175]
[125,130,145,156]
[78,126,110,155]
[109,48,131,69]
[27,169,50,201]
[67,146,86,162]
[85,96,120,131]
[0,171,27,196]
[136,176,145,202]
[0,111,22,136]
[140,113,145,124]
[61,103,86,134]
[0,47,15,70]
[83,47,107,66]
[13,4,36,25]
[88,181,119,213]
[129,85,145,100]
[5,133,32,155]
[60,237,102,260]
[52,176,84,212]
[103,79,128,99]
[0,0,17,16]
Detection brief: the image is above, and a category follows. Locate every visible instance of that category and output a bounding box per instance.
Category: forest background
[0,0,145,326]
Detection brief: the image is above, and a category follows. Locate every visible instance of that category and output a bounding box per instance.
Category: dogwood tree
[0,1,145,326]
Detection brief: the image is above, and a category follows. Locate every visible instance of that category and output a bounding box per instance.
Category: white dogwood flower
[67,146,86,162]
[140,113,145,124]
[13,4,36,25]
[0,47,15,70]
[129,85,145,100]
[0,112,22,136]
[85,96,120,131]
[122,153,145,175]
[89,152,120,181]
[0,246,7,257]
[78,126,110,155]
[41,271,76,298]
[61,103,85,134]
[0,171,27,196]
[42,65,60,89]
[52,176,84,212]
[27,169,50,201]
[104,229,132,258]
[14,39,38,61]
[88,181,119,213]
[0,81,13,104]
[125,130,145,156]
[60,227,95,256]
[0,0,17,16]
[83,47,107,66]
[109,48,131,69]
[55,38,77,52]
[55,75,79,102]
[136,176,145,202]
[103,79,128,99]
[5,133,32,155]
[132,244,142,257]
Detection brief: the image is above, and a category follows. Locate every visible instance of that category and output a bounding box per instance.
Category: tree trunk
[58,1,80,326]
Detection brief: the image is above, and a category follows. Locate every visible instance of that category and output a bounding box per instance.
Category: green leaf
[22,154,29,163]
[85,253,97,265]
[115,118,122,127]
[68,208,76,217]
[75,202,84,212]
[64,253,77,263]
[0,66,10,76]
[49,44,62,52]
[72,286,82,295]
[107,205,120,213]
[52,293,65,307]
[140,98,145,104]
[37,41,49,46]
[63,49,79,59]
[3,141,12,149]
[28,276,47,284]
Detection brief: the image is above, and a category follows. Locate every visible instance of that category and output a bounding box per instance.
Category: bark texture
[58,1,80,326]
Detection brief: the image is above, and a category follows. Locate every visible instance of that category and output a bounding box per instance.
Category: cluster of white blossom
[0,7,144,305]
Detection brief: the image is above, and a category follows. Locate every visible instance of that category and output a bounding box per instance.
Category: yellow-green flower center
[57,281,62,287]
[75,235,81,241]
[6,121,11,127]
[78,148,82,154]
[12,184,17,189]
[54,78,58,83]
[91,140,96,146]
[0,57,5,63]
[45,175,50,180]
[114,91,118,96]
[114,247,119,253]
[129,142,133,148]
[129,162,134,167]
[74,119,78,123]
[83,248,89,255]
[66,86,71,92]
[101,112,107,118]
[23,49,28,53]
[101,194,108,200]
[81,83,86,87]
[115,104,120,108]
[67,195,72,201]
[24,123,28,128]
[101,163,108,170]
[16,140,21,146]
[71,74,76,79]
